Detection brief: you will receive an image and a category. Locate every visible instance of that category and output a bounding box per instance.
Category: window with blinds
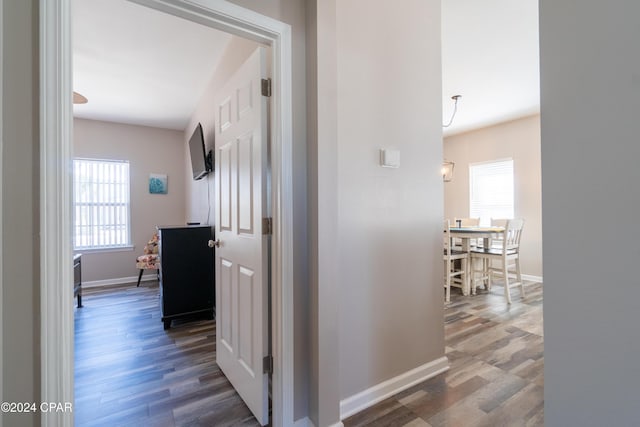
[73,158,131,250]
[469,159,514,226]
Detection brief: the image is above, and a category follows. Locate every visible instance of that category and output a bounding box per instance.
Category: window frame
[73,158,133,251]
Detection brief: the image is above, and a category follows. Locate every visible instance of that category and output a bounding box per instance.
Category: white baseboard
[293,417,342,427]
[293,417,315,427]
[340,356,449,420]
[294,417,344,427]
[82,274,157,289]
[522,274,543,283]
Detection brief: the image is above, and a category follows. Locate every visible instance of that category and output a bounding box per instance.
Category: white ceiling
[72,0,231,130]
[442,0,540,136]
[73,1,540,135]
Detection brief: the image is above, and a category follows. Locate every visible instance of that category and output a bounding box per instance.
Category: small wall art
[149,173,168,194]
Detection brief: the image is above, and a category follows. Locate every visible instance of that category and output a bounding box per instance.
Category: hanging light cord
[443,95,462,128]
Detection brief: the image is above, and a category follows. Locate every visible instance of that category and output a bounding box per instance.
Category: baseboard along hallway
[343,280,544,427]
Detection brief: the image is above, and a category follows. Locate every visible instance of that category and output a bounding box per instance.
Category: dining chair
[443,220,469,302]
[488,218,509,249]
[467,218,509,288]
[490,218,508,227]
[470,218,525,304]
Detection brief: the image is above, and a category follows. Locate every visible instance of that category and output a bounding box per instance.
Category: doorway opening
[40,0,295,425]
[438,0,544,423]
[440,1,542,300]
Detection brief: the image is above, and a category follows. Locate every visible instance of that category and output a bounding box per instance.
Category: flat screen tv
[189,123,210,180]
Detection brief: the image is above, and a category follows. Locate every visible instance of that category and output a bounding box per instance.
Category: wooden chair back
[455,217,480,227]
[443,220,453,256]
[503,219,525,252]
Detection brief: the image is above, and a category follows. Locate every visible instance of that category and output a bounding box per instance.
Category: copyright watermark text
[1,402,73,413]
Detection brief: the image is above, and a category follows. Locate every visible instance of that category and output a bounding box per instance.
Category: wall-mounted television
[188,123,212,180]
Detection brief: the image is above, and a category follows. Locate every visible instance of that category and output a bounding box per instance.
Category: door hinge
[261,78,272,97]
[262,217,273,235]
[263,355,273,374]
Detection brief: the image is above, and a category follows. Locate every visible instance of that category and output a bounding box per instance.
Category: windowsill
[74,245,134,254]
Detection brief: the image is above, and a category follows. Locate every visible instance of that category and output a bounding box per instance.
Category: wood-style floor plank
[74,282,260,427]
[344,281,544,427]
[76,280,543,426]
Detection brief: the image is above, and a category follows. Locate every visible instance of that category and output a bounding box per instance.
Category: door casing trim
[0,0,4,419]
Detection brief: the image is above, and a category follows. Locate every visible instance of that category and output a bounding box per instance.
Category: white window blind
[469,159,514,226]
[73,158,131,250]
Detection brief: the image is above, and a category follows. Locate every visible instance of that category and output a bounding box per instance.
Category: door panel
[219,258,234,353]
[219,97,232,132]
[219,142,233,232]
[214,47,269,426]
[238,265,255,373]
[238,132,254,235]
[237,81,253,119]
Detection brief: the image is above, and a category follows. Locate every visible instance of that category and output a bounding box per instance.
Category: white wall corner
[340,356,450,420]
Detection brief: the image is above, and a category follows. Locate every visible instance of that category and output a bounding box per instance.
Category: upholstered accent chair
[135,232,160,286]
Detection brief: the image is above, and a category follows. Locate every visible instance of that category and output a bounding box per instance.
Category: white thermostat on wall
[380,149,400,168]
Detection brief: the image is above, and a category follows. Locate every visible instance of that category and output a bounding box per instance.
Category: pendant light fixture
[442,95,461,181]
[441,160,455,182]
[442,94,461,128]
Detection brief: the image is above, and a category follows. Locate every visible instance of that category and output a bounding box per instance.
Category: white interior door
[215,47,270,425]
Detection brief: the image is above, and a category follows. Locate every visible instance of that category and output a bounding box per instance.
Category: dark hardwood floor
[74,281,260,427]
[76,279,543,427]
[343,280,544,427]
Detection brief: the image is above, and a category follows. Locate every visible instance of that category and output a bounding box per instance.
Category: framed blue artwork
[149,173,168,194]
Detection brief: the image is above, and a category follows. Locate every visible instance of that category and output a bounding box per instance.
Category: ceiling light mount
[73,91,88,104]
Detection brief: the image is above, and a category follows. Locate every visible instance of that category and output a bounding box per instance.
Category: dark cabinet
[158,225,215,329]
[73,253,82,308]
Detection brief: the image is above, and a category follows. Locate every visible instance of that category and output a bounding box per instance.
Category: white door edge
[0,0,4,420]
[39,0,295,426]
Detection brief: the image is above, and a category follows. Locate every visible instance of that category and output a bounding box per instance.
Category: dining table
[449,226,505,295]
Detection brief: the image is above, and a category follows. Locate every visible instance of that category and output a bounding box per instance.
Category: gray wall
[239,1,445,424]
[184,36,260,226]
[2,0,40,425]
[334,0,445,400]
[74,118,186,283]
[444,115,543,278]
[540,1,640,425]
[308,1,341,424]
